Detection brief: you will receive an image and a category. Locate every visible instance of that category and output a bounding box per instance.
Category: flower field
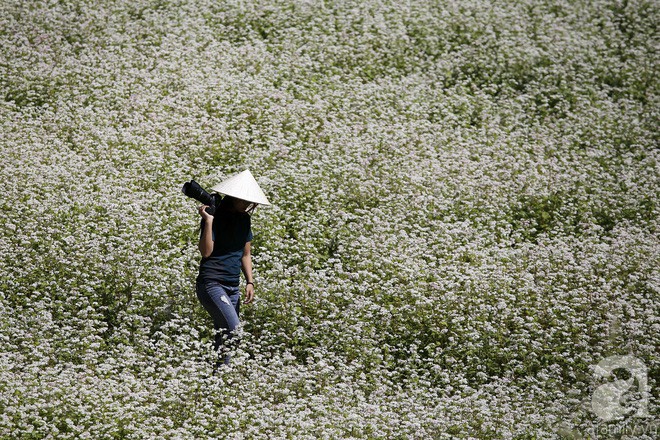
[0,0,658,438]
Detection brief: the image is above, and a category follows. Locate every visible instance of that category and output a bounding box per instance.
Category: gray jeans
[196,279,241,366]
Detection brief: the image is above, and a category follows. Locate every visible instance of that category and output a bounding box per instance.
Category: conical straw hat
[211,169,271,205]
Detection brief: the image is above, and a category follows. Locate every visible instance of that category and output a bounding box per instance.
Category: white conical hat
[211,169,271,205]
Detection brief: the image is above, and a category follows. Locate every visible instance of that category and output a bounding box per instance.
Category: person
[194,170,270,369]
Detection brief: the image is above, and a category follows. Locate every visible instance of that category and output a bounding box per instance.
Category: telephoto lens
[182,180,217,215]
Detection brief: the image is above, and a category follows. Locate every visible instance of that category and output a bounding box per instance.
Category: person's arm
[198,205,214,258]
[241,241,255,304]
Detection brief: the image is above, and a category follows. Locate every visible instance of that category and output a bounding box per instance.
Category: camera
[181,180,222,216]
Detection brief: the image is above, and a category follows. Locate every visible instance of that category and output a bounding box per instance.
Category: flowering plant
[0,0,657,438]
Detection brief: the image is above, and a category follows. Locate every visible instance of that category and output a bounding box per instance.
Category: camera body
[181,180,222,216]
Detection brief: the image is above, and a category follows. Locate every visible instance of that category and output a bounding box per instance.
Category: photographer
[184,170,270,370]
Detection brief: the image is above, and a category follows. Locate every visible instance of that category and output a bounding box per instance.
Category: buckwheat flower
[1,0,657,437]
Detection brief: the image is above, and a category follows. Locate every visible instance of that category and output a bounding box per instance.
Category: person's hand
[244,283,255,304]
[198,205,214,222]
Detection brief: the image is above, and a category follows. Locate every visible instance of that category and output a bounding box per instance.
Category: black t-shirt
[197,208,253,286]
